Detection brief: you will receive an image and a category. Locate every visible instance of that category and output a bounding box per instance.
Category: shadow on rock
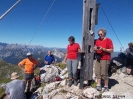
[108,78,119,89]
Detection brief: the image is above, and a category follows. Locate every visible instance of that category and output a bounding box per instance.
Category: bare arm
[18,64,26,72]
[5,94,9,99]
[94,46,98,51]
[34,60,40,69]
[102,48,113,53]
[78,48,82,52]
[63,51,68,63]
[96,45,113,53]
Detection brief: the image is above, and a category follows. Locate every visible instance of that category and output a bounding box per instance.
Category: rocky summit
[31,63,133,99]
[1,60,133,99]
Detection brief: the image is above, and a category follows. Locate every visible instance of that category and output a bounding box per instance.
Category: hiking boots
[73,79,78,86]
[102,87,109,92]
[96,86,102,91]
[68,79,73,87]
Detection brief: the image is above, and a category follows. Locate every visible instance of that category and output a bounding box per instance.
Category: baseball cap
[26,52,32,56]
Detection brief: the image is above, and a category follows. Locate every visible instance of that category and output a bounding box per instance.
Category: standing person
[44,50,55,65]
[125,42,133,75]
[94,28,114,92]
[63,36,81,87]
[18,52,39,92]
[5,72,26,99]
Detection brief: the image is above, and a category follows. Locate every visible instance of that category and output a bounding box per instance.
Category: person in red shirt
[18,52,39,92]
[94,28,114,92]
[63,36,81,87]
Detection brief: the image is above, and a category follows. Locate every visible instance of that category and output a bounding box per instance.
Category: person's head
[68,36,75,44]
[128,42,133,48]
[98,28,106,40]
[11,72,19,80]
[26,52,32,59]
[47,50,52,55]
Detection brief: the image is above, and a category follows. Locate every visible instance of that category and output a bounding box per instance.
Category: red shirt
[67,43,80,59]
[95,38,113,60]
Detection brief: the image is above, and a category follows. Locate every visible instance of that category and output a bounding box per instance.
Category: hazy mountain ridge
[111,51,119,58]
[0,42,120,64]
[0,42,66,64]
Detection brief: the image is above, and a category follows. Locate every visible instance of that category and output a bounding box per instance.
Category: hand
[94,46,97,50]
[78,49,82,52]
[98,47,107,52]
[96,46,103,50]
[44,61,48,64]
[62,60,66,64]
[98,46,103,50]
[23,69,27,73]
[101,47,107,52]
[34,65,37,69]
[94,46,102,50]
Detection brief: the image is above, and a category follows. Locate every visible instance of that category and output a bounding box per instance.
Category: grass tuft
[58,63,66,70]
[91,81,97,88]
[60,89,67,93]
[0,88,5,98]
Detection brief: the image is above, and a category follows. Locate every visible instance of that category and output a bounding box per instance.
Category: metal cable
[100,5,124,50]
[28,0,56,46]
[0,0,21,20]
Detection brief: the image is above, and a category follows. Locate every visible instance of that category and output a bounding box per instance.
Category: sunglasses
[98,33,103,36]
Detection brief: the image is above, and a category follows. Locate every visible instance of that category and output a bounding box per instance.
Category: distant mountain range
[111,51,119,58]
[0,42,66,64]
[0,42,120,64]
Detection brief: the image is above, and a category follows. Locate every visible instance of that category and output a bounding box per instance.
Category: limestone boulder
[82,88,100,99]
[43,81,61,93]
[40,66,59,83]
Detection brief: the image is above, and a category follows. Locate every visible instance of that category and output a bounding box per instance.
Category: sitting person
[44,50,55,65]
[125,42,133,75]
[5,72,26,99]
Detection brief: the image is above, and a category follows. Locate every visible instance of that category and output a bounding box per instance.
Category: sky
[0,0,133,51]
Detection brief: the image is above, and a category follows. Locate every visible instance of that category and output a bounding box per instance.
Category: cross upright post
[79,0,97,89]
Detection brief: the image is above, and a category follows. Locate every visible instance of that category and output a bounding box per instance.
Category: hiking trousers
[66,59,78,79]
[95,60,110,80]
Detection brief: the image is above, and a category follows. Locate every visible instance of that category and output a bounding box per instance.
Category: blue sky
[0,0,133,51]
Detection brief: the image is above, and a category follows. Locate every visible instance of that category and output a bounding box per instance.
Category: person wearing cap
[18,52,39,92]
[5,72,26,99]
